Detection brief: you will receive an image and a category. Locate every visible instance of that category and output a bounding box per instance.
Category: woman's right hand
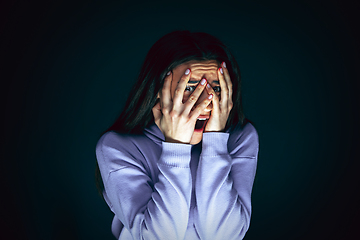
[152,69,213,144]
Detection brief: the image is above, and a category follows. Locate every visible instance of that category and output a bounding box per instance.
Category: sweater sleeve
[194,124,259,240]
[96,132,192,240]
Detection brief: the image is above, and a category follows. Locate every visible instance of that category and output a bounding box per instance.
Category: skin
[152,60,233,145]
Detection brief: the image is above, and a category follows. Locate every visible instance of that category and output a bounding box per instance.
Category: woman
[95,30,259,240]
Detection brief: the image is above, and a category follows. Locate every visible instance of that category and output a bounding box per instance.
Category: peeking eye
[185,86,196,92]
[213,86,221,92]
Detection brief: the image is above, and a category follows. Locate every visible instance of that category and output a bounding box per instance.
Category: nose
[195,84,213,112]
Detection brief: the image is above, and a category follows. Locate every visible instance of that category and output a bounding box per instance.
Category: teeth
[197,118,207,120]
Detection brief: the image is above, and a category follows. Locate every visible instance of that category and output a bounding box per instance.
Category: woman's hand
[152,69,213,144]
[204,62,233,132]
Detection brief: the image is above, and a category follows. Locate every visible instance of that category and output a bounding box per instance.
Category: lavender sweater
[96,122,259,240]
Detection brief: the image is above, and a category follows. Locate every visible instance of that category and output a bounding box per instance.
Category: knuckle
[179,76,188,83]
[188,95,196,103]
[193,107,201,115]
[169,110,178,118]
[162,108,169,114]
[175,89,183,96]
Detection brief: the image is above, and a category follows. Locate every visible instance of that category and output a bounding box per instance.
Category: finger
[205,82,220,114]
[152,100,162,125]
[183,78,207,114]
[221,62,233,100]
[189,93,213,121]
[218,66,229,109]
[160,71,172,111]
[173,68,191,107]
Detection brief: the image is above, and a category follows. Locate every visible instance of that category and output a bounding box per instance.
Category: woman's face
[170,60,222,145]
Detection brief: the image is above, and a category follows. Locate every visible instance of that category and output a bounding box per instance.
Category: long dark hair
[95,30,245,196]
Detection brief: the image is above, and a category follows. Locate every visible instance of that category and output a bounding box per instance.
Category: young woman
[95,30,259,240]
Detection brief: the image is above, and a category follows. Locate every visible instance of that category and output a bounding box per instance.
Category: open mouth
[194,118,208,132]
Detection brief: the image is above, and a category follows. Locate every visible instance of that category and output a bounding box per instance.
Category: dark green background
[2,0,359,239]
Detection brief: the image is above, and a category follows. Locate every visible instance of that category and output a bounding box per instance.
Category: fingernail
[200,78,206,85]
[220,67,223,74]
[167,71,171,75]
[185,68,190,75]
[222,62,227,68]
[207,83,211,88]
[208,94,213,99]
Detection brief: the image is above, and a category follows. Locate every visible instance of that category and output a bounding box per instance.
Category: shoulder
[96,131,129,155]
[96,130,150,152]
[228,122,259,158]
[95,131,150,172]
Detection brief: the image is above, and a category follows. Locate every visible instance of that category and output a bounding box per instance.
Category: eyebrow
[188,79,219,84]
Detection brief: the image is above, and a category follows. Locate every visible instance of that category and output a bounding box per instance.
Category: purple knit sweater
[96,122,259,240]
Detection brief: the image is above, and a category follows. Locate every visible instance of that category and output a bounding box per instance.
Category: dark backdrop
[1,0,359,239]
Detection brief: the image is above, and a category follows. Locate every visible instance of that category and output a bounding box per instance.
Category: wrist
[160,142,192,167]
[201,132,230,156]
[204,128,225,133]
[165,137,190,144]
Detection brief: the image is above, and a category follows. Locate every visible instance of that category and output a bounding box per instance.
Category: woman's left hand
[204,62,233,132]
